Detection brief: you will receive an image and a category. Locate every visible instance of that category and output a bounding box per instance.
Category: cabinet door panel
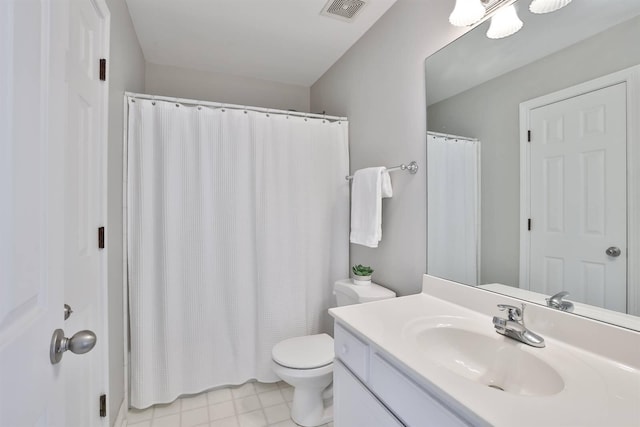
[334,360,404,427]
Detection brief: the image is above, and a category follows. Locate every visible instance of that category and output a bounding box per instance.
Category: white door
[528,83,627,312]
[0,1,67,425]
[63,0,109,426]
[0,1,109,426]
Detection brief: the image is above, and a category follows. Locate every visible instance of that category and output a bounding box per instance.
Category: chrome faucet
[546,291,574,312]
[493,303,545,348]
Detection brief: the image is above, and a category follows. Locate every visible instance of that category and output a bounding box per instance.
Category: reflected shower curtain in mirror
[427,133,480,286]
[127,98,349,408]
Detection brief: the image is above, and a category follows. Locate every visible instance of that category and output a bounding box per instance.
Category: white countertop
[329,278,640,427]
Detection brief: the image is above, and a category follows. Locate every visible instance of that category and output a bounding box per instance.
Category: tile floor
[127,381,334,427]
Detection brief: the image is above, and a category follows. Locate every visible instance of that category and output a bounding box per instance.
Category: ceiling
[426,0,640,105]
[126,0,397,87]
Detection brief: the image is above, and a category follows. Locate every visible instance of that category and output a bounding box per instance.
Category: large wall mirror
[425,0,640,331]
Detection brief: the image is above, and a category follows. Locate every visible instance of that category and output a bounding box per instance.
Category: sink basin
[405,317,564,397]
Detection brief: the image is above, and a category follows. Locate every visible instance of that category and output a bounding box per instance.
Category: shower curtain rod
[125,92,348,121]
[345,161,419,181]
[427,131,478,142]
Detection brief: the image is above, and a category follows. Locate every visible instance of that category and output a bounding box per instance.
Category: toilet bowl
[271,280,396,426]
[272,333,334,426]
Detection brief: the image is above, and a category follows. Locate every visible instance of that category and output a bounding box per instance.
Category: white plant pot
[352,275,372,285]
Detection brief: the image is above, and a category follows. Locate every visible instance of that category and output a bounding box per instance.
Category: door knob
[606,247,621,257]
[50,328,97,364]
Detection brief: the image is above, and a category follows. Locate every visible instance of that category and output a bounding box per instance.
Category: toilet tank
[333,279,396,306]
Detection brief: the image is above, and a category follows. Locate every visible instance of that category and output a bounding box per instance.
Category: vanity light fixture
[529,0,572,14]
[448,0,572,39]
[449,0,486,27]
[486,4,523,39]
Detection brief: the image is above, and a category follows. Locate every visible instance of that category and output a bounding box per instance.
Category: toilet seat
[272,333,334,369]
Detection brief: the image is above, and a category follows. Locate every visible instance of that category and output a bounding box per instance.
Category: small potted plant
[352,264,374,285]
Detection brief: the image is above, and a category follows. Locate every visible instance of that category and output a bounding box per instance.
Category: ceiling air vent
[321,0,367,22]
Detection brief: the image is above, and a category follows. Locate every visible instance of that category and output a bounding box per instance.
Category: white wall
[310,0,467,296]
[105,0,145,422]
[145,62,310,112]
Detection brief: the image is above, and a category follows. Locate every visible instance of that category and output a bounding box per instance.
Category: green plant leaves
[352,264,374,276]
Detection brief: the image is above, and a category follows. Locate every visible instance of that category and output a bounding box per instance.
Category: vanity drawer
[334,323,369,382]
[369,353,470,427]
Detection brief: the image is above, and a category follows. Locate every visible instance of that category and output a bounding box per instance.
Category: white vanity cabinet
[334,323,473,427]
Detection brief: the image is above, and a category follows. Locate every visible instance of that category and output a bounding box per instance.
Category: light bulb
[486,5,523,39]
[449,0,486,27]
[529,0,572,14]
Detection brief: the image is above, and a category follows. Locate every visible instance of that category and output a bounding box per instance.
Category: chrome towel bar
[345,161,418,181]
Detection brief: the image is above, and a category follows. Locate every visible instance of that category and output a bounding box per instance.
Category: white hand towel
[350,167,393,248]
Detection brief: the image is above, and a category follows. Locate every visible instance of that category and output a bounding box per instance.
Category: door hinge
[99,58,106,81]
[99,394,106,417]
[98,226,105,249]
[528,218,532,231]
[527,130,531,142]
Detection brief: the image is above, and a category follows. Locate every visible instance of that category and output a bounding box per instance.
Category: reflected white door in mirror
[519,66,640,318]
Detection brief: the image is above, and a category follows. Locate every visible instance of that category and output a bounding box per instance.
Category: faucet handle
[497,303,523,321]
[547,291,569,305]
[550,291,569,299]
[546,291,574,312]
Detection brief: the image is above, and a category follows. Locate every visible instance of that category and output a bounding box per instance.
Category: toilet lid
[272,333,334,369]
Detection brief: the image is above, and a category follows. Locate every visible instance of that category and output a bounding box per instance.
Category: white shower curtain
[127,98,349,408]
[427,133,480,286]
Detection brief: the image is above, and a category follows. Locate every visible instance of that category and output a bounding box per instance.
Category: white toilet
[271,279,396,426]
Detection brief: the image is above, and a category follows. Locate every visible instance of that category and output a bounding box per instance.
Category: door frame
[82,0,111,423]
[519,65,640,315]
